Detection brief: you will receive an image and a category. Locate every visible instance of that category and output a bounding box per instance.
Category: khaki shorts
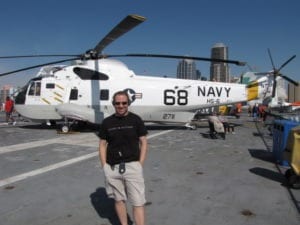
[103,161,146,206]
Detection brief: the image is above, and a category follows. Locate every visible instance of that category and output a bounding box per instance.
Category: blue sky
[0,0,299,87]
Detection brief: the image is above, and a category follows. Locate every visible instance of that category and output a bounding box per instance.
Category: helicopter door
[26,81,41,104]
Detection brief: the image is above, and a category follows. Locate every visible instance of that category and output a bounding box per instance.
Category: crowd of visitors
[248,103,268,122]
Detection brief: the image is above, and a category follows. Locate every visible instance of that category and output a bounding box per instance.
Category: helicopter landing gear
[61,124,70,133]
[185,122,197,130]
[46,120,56,126]
[60,117,75,133]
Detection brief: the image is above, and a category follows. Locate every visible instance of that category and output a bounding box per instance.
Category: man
[208,112,225,139]
[98,91,148,225]
[5,96,16,125]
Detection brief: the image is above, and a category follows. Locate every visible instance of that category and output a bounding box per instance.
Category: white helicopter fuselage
[15,58,255,125]
[5,14,296,130]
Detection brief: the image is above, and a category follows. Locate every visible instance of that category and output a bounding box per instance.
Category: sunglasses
[114,101,128,106]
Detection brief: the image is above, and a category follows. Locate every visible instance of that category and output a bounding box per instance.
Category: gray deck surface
[0,111,299,225]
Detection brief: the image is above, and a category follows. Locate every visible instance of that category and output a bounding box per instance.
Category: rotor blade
[0,57,79,77]
[93,14,146,54]
[278,55,296,72]
[267,48,276,71]
[267,48,277,97]
[254,72,271,75]
[279,74,299,86]
[106,53,246,66]
[0,54,79,59]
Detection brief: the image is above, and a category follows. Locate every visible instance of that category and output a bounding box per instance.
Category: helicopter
[0,14,293,132]
[245,49,299,111]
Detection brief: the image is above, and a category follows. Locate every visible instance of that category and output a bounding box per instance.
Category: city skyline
[0,0,299,88]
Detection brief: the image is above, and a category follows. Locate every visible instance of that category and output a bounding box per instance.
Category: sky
[0,0,299,88]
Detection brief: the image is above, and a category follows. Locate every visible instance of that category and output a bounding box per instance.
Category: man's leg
[115,200,128,225]
[133,205,145,225]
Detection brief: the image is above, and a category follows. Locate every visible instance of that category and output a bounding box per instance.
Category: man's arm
[99,139,107,167]
[139,136,148,166]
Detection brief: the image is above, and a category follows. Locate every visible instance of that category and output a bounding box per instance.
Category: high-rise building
[210,43,229,82]
[196,70,201,80]
[288,82,300,102]
[0,85,15,111]
[177,59,198,80]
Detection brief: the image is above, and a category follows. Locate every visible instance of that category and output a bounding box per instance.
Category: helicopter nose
[15,88,27,105]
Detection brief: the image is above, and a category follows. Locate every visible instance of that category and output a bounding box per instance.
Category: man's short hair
[112,91,131,105]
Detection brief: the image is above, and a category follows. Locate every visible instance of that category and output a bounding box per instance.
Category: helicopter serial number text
[163,113,175,120]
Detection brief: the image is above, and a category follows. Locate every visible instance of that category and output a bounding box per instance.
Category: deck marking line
[0,133,98,155]
[0,152,98,187]
[0,130,174,187]
[0,138,63,154]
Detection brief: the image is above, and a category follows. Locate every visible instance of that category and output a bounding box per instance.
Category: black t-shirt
[98,112,148,165]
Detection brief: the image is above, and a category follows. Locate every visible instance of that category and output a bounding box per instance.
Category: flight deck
[0,112,299,225]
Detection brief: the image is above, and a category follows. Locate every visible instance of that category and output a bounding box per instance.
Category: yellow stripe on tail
[246,81,259,101]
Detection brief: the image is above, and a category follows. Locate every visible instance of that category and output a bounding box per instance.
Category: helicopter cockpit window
[36,82,41,96]
[73,67,109,80]
[69,89,78,100]
[100,89,109,100]
[28,81,41,96]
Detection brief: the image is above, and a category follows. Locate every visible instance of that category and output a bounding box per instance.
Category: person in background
[260,104,268,123]
[5,96,16,125]
[235,103,242,118]
[218,112,229,133]
[208,112,225,139]
[98,90,148,225]
[218,112,235,134]
[252,103,259,121]
[248,105,252,117]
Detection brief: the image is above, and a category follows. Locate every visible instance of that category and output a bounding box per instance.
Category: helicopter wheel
[61,125,70,133]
